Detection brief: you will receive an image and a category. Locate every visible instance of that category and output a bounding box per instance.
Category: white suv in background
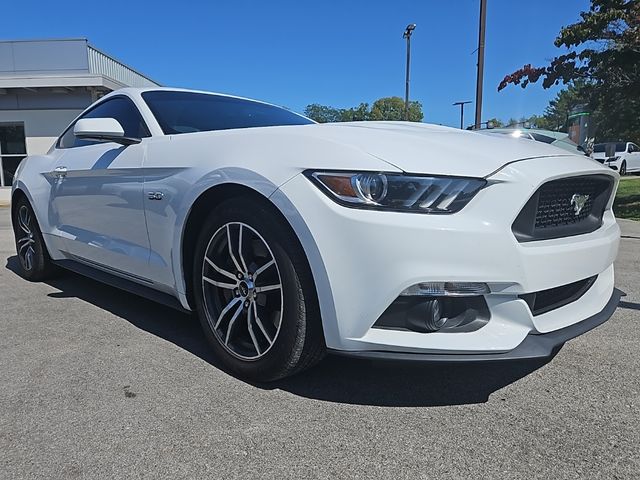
[592,142,640,175]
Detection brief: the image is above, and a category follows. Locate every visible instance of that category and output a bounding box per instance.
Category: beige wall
[0,109,82,155]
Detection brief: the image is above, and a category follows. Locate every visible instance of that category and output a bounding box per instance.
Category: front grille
[520,276,597,316]
[535,177,599,228]
[512,175,614,242]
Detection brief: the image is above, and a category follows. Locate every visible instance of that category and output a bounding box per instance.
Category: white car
[11,88,621,381]
[592,142,640,175]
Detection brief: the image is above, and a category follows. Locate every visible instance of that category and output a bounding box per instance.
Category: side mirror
[74,118,141,145]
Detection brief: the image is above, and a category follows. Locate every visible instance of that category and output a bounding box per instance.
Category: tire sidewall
[12,198,49,281]
[192,199,309,380]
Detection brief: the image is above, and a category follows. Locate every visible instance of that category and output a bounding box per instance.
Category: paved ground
[0,189,10,208]
[1,209,639,480]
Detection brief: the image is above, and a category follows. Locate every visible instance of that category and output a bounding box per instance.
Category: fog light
[406,299,446,332]
[400,282,489,297]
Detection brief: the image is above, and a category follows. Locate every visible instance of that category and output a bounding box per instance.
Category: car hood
[298,121,580,177]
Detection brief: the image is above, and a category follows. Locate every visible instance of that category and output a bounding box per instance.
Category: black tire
[192,197,325,381]
[620,161,627,176]
[11,196,58,282]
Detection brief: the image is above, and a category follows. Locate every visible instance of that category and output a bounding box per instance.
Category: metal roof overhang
[0,74,124,91]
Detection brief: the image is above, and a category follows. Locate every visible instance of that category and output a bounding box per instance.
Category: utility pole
[474,0,487,129]
[403,24,416,121]
[453,101,472,129]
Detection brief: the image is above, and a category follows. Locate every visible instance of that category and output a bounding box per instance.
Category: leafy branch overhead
[499,0,640,91]
[498,0,640,143]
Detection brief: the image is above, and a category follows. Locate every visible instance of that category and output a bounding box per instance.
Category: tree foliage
[498,0,640,142]
[304,97,423,123]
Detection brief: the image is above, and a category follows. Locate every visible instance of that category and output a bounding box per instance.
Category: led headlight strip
[305,171,486,214]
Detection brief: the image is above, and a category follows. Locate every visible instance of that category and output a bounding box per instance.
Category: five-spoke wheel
[193,197,325,381]
[202,222,283,360]
[12,196,57,281]
[16,205,36,272]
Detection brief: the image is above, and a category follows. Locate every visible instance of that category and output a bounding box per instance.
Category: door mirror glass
[73,118,140,145]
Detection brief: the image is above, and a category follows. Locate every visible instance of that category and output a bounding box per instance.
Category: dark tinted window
[142,91,314,135]
[58,96,150,149]
[530,133,556,144]
[593,142,626,154]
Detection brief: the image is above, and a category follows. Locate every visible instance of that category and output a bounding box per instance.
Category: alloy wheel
[201,222,283,360]
[16,205,36,271]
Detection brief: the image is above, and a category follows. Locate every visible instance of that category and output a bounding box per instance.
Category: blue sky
[7,0,590,127]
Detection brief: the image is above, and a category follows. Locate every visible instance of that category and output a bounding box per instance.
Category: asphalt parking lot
[1,209,639,479]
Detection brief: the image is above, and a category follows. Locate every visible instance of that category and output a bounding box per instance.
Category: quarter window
[58,96,150,149]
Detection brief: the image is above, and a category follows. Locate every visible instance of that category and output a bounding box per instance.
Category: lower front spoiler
[329,288,623,363]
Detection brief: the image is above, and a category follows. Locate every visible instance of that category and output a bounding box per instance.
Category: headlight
[305,171,486,214]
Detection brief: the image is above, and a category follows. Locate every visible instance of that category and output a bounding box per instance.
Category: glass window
[593,142,628,154]
[0,123,27,187]
[530,133,556,144]
[142,91,314,135]
[58,96,150,149]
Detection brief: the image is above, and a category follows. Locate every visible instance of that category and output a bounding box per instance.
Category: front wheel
[192,198,325,381]
[620,160,627,176]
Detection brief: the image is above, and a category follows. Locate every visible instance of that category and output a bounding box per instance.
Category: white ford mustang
[11,88,621,380]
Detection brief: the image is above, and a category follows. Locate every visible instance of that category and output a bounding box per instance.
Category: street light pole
[403,23,416,121]
[453,101,472,129]
[474,0,487,129]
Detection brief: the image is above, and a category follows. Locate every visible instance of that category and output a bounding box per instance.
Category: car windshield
[142,91,314,135]
[593,142,627,153]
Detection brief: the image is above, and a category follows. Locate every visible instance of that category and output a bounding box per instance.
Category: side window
[630,144,638,153]
[58,97,150,149]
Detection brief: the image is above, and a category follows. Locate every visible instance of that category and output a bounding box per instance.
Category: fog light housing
[406,298,446,332]
[400,282,490,297]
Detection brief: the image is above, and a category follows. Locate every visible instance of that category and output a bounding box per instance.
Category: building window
[0,123,27,187]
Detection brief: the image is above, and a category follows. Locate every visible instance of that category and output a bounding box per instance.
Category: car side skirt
[54,259,191,314]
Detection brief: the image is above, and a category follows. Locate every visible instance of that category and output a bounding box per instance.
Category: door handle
[53,166,67,178]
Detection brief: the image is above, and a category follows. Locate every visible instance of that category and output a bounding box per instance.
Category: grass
[614,176,640,221]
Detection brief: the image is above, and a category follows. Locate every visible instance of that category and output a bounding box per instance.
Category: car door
[629,143,640,172]
[49,96,152,278]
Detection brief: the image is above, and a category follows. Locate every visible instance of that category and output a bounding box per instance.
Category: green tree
[340,103,370,121]
[369,97,423,122]
[531,82,588,131]
[304,97,424,123]
[498,0,640,143]
[303,104,344,123]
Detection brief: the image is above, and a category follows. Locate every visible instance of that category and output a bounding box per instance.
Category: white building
[0,39,160,188]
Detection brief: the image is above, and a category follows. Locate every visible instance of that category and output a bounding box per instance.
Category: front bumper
[278,155,620,356]
[329,288,622,362]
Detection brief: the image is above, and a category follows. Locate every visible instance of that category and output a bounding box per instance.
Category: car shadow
[6,255,552,407]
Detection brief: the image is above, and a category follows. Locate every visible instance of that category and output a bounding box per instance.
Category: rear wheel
[192,198,325,381]
[12,197,57,281]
